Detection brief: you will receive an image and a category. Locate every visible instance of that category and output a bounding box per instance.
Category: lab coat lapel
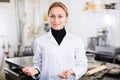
[60,30,72,47]
[47,30,59,46]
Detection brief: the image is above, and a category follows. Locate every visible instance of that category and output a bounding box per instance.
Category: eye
[50,15,55,18]
[58,16,63,18]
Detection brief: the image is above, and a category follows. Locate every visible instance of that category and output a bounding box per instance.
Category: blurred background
[0,0,120,80]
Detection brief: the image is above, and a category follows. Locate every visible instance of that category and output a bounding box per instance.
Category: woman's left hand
[58,70,75,79]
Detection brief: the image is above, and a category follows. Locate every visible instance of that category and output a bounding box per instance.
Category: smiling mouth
[53,24,60,26]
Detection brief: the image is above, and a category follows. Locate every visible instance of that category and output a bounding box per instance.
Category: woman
[22,2,88,80]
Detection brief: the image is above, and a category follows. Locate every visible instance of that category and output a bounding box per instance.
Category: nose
[54,17,58,22]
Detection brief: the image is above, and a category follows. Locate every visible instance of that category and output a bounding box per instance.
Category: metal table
[4,56,34,80]
[5,56,120,80]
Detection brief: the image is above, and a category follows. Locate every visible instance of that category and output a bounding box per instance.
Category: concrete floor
[0,72,5,80]
[0,62,7,80]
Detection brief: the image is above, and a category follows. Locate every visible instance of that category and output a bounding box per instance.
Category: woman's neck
[51,28,66,45]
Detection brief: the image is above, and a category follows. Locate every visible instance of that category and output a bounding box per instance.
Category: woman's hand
[58,70,75,79]
[22,67,39,76]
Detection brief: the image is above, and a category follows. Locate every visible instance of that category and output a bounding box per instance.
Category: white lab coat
[32,29,88,80]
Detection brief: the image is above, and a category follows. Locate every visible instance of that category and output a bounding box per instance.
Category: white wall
[23,0,49,48]
[0,0,18,57]
[68,0,120,47]
[0,0,120,57]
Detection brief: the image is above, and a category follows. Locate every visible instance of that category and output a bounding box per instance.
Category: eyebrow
[49,13,64,16]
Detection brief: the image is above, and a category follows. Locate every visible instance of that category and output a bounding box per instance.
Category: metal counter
[5,55,120,80]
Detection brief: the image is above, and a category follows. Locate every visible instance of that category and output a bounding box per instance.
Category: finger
[66,72,70,77]
[27,72,32,76]
[30,71,36,76]
[22,67,29,72]
[58,74,65,78]
[62,71,68,78]
[58,74,68,79]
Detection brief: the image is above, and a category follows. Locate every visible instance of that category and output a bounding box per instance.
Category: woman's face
[49,7,68,30]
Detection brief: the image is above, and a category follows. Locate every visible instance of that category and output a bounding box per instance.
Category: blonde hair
[48,2,68,17]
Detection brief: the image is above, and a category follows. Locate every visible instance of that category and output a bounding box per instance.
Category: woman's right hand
[22,67,39,76]
[58,70,75,79]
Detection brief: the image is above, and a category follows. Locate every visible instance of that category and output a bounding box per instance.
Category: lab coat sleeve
[32,39,42,79]
[72,39,88,79]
